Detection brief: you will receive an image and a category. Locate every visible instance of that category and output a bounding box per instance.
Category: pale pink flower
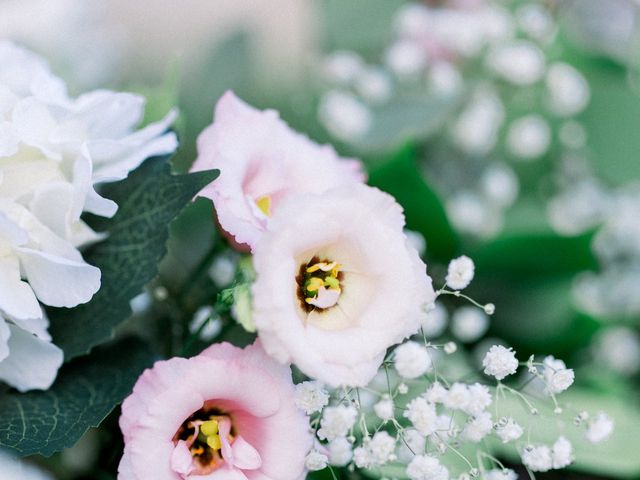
[191,91,365,250]
[251,184,436,387]
[118,341,312,480]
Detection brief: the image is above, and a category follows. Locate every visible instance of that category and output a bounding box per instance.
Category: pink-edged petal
[231,436,262,470]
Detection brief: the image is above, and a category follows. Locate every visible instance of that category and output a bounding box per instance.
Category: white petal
[0,256,41,320]
[16,247,100,308]
[0,323,63,392]
[0,319,11,362]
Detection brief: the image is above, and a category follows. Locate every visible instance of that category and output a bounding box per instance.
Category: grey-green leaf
[0,337,156,457]
[48,155,219,360]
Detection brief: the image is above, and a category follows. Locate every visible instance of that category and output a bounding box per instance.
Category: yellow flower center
[296,257,343,312]
[255,195,272,217]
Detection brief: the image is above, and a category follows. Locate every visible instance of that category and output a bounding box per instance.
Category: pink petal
[231,436,262,470]
[170,440,193,475]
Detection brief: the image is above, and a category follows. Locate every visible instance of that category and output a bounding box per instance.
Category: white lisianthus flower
[0,41,177,392]
[445,255,475,290]
[191,91,365,250]
[542,356,575,395]
[251,184,435,387]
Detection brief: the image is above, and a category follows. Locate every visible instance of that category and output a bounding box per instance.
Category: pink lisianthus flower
[251,184,436,388]
[190,91,365,250]
[118,341,312,480]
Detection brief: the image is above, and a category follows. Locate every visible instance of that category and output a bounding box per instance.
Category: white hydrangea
[495,418,524,443]
[483,345,519,380]
[0,41,176,393]
[445,255,475,290]
[328,437,353,466]
[404,397,438,436]
[394,341,432,379]
[462,412,493,442]
[552,436,573,469]
[464,383,492,416]
[421,302,448,338]
[506,115,551,160]
[317,405,358,441]
[451,307,489,343]
[522,445,553,472]
[374,397,395,421]
[586,412,614,443]
[305,450,329,471]
[542,356,575,395]
[443,383,471,412]
[406,454,449,480]
[294,380,330,414]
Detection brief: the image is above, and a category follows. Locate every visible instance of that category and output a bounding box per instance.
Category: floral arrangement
[0,35,619,480]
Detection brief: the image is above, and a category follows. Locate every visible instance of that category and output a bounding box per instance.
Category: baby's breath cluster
[292,255,613,479]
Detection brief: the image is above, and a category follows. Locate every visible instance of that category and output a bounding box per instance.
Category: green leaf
[488,387,640,479]
[369,146,460,260]
[49,156,219,360]
[0,337,156,457]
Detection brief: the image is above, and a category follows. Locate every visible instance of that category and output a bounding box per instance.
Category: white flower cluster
[0,42,177,391]
[291,271,612,479]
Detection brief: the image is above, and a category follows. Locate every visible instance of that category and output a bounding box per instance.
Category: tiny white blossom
[385,40,427,77]
[322,50,364,85]
[552,436,573,469]
[522,445,553,472]
[451,307,489,343]
[586,412,614,443]
[483,345,519,380]
[428,61,463,97]
[462,412,493,443]
[446,255,475,290]
[464,383,492,416]
[486,40,545,86]
[355,67,393,104]
[305,450,329,471]
[424,382,448,404]
[495,418,524,443]
[374,397,395,421]
[404,397,438,436]
[294,381,329,414]
[367,431,397,466]
[444,341,458,355]
[188,306,222,341]
[395,341,432,379]
[317,405,358,441]
[353,446,373,469]
[443,383,471,412]
[542,356,574,395]
[485,468,518,480]
[328,437,353,466]
[209,254,236,287]
[406,454,449,480]
[397,428,426,463]
[546,62,590,116]
[318,90,372,142]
